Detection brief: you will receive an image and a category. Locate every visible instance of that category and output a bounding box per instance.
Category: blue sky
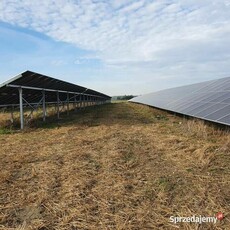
[0,0,230,96]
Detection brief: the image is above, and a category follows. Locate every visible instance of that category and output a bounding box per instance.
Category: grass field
[0,102,229,229]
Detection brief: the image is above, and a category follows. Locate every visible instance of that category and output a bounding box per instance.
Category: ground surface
[0,102,229,230]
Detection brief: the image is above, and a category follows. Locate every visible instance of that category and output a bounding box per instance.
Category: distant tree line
[116,95,136,100]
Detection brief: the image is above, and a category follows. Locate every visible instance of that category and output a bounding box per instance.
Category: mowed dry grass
[0,102,230,230]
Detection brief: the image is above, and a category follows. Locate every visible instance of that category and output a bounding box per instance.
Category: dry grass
[0,102,229,229]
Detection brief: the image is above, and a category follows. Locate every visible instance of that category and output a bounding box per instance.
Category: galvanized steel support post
[10,106,14,124]
[42,90,46,122]
[79,94,82,109]
[57,91,60,119]
[67,92,70,115]
[83,94,85,108]
[74,94,77,111]
[19,88,24,130]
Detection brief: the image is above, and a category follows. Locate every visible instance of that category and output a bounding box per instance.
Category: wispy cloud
[0,0,230,94]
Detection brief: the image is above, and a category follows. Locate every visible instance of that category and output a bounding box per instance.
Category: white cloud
[119,0,144,13]
[0,0,230,94]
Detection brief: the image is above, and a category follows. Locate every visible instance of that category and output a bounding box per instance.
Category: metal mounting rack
[0,70,111,129]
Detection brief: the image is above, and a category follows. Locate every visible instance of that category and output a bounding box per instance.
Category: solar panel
[0,70,111,129]
[0,70,111,107]
[130,77,230,126]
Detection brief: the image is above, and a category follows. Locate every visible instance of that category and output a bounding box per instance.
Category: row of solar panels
[0,70,111,107]
[130,76,230,126]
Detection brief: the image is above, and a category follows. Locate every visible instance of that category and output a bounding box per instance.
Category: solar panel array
[130,77,230,126]
[0,70,111,107]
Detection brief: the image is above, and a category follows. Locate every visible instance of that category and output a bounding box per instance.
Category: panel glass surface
[130,76,230,126]
[218,114,230,124]
[204,105,230,120]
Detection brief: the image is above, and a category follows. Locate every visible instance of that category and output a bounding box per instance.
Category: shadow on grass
[0,102,162,132]
[1,102,230,133]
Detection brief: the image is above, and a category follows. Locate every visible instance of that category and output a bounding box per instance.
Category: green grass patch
[0,128,12,135]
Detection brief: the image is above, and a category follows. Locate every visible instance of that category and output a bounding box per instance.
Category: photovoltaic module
[130,77,230,126]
